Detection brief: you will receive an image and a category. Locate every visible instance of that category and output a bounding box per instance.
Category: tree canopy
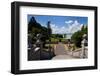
[28,17,51,43]
[71,25,87,47]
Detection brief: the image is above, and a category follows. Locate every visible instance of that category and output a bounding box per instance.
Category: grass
[51,38,59,42]
[50,38,67,42]
[44,44,55,51]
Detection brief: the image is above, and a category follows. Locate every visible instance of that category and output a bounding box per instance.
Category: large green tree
[28,17,49,45]
[71,25,87,47]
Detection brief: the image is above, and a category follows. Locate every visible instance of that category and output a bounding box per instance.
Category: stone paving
[52,42,79,59]
[52,42,88,60]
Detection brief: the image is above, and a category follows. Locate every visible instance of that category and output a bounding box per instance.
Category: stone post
[34,33,43,59]
[81,34,87,58]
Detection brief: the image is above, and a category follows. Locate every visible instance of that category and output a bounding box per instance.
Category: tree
[71,31,83,47]
[47,21,52,36]
[28,16,49,45]
[71,25,88,47]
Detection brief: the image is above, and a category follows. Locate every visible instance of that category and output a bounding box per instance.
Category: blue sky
[28,15,88,34]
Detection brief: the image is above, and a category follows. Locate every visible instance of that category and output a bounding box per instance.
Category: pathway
[52,42,76,59]
[54,42,68,55]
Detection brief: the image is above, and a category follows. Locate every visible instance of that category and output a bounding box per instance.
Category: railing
[68,47,88,58]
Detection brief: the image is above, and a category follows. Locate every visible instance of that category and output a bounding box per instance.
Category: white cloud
[65,20,73,24]
[51,24,67,34]
[67,20,83,33]
[41,24,47,27]
[50,20,83,34]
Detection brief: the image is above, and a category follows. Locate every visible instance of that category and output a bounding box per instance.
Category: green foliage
[61,38,66,42]
[28,17,50,44]
[51,34,63,38]
[50,34,67,43]
[51,38,59,42]
[71,25,88,47]
[71,31,83,47]
[50,34,64,42]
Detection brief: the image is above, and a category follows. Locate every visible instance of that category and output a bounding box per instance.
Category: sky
[28,15,88,34]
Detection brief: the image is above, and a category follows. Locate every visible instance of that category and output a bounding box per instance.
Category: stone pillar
[34,33,43,59]
[81,34,87,58]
